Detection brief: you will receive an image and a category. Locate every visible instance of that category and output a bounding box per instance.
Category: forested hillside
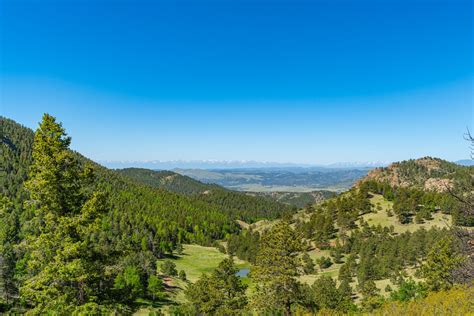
[0,116,242,245]
[0,118,33,206]
[117,168,295,218]
[0,115,292,314]
[117,168,219,194]
[120,168,332,208]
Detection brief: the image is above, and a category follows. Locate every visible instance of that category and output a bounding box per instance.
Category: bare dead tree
[465,129,474,159]
[450,129,474,284]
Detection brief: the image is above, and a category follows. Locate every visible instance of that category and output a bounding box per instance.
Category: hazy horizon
[97,157,474,171]
[98,159,388,170]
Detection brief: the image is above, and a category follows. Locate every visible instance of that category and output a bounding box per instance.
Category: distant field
[237,184,334,192]
[175,167,369,193]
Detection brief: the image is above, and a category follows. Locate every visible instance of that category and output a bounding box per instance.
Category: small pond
[236,268,249,278]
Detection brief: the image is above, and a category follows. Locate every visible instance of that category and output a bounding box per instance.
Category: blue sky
[1,0,472,164]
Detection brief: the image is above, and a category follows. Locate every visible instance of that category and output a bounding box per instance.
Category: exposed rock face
[361,157,462,193]
[424,178,454,192]
[365,166,404,187]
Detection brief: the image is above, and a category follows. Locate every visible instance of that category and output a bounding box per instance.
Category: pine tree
[175,243,184,255]
[160,260,178,276]
[186,257,247,315]
[359,279,379,298]
[179,270,187,281]
[114,266,144,302]
[19,114,109,313]
[420,237,464,291]
[311,275,341,310]
[338,279,353,302]
[389,278,424,302]
[251,221,304,315]
[147,275,164,302]
[302,253,315,274]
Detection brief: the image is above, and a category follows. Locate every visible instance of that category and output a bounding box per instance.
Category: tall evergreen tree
[311,275,341,310]
[251,221,304,315]
[186,257,247,315]
[420,237,464,291]
[19,114,109,313]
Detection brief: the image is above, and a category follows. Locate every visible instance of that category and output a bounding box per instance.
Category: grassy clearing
[361,194,452,234]
[161,244,249,283]
[246,219,280,233]
[134,244,251,315]
[298,248,344,285]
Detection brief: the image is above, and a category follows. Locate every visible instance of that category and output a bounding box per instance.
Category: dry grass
[360,194,452,234]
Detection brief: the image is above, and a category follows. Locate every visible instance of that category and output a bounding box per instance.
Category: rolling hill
[117,167,296,217]
[362,157,473,192]
[117,168,221,195]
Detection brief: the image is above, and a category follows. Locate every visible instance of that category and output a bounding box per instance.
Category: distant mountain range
[102,159,473,170]
[101,159,388,170]
[456,159,474,166]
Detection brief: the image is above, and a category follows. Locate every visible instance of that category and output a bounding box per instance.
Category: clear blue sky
[1,0,472,164]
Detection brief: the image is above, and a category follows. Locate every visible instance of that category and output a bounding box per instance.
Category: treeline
[117,168,216,195]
